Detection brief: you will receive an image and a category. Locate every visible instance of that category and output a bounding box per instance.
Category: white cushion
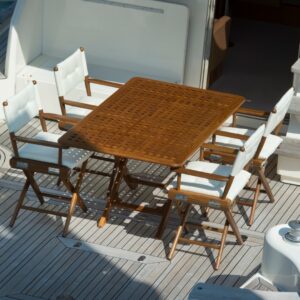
[4,82,42,133]
[216,126,283,160]
[167,161,251,201]
[222,116,234,127]
[54,49,88,97]
[66,95,107,118]
[18,132,91,169]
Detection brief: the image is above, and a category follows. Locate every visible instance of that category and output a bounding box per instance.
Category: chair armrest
[15,136,61,148]
[176,167,229,182]
[87,77,124,89]
[237,107,270,118]
[214,130,249,141]
[63,99,98,110]
[41,113,81,125]
[201,143,240,154]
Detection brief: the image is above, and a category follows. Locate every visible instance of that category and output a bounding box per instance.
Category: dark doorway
[209,0,300,111]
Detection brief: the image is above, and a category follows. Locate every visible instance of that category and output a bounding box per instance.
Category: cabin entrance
[209,0,300,111]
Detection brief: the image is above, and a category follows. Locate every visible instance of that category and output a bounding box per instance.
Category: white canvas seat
[165,124,265,269]
[66,95,105,118]
[204,88,294,225]
[18,132,90,169]
[3,81,92,236]
[167,161,251,201]
[54,47,123,119]
[215,127,283,160]
[222,115,234,127]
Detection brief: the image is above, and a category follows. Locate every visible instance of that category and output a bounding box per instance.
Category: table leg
[98,157,128,227]
[123,166,138,189]
[98,158,172,237]
[155,199,172,239]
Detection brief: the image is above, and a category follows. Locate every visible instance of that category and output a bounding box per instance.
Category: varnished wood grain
[59,77,244,167]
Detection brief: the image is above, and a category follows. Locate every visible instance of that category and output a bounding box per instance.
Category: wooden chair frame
[53,47,123,172]
[53,47,123,118]
[167,153,246,270]
[4,97,90,237]
[201,107,283,225]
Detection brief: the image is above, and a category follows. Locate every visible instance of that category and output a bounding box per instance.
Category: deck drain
[73,241,82,248]
[138,255,146,262]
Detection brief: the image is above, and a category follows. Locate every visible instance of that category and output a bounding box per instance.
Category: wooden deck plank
[113,230,174,299]
[78,257,126,299]
[96,261,143,300]
[0,119,299,299]
[267,188,299,228]
[70,256,116,299]
[165,243,249,299]
[0,234,64,297]
[35,250,84,298]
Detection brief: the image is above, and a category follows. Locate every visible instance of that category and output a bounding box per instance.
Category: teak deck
[0,118,299,299]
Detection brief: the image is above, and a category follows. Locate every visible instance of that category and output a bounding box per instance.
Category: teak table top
[59,77,244,167]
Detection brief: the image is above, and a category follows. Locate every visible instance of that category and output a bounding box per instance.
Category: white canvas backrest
[264,87,294,136]
[231,124,265,176]
[54,48,89,97]
[3,82,42,133]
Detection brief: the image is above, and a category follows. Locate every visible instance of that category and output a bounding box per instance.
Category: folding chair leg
[62,192,79,237]
[257,168,275,203]
[200,205,209,217]
[98,158,127,227]
[62,160,88,213]
[214,220,229,270]
[25,171,44,204]
[74,160,88,211]
[249,177,261,226]
[168,203,191,260]
[123,166,138,190]
[56,177,62,187]
[62,177,87,213]
[10,179,30,227]
[224,209,243,245]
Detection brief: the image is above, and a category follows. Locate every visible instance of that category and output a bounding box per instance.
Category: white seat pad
[217,127,283,160]
[19,132,91,169]
[222,116,233,127]
[167,161,251,201]
[66,95,107,118]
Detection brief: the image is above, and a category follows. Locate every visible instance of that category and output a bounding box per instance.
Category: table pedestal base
[97,157,172,238]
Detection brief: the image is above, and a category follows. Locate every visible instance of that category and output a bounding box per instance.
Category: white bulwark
[0,0,214,117]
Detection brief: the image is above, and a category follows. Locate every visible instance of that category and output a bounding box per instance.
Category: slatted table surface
[59,77,244,167]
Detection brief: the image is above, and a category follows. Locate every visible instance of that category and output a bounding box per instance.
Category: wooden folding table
[59,77,244,238]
